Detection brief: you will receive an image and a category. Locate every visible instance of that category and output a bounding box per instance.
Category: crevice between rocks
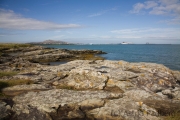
[102,78,125,95]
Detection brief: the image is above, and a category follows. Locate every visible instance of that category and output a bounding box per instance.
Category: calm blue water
[41,44,180,71]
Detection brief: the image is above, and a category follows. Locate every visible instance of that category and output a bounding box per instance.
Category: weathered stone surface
[0,100,14,120]
[0,101,11,120]
[172,71,180,83]
[2,84,51,96]
[1,45,180,120]
[12,89,123,113]
[6,60,179,119]
[25,48,106,63]
[124,89,153,101]
[173,88,180,100]
[57,69,108,90]
[87,97,160,120]
[28,53,74,63]
[78,98,105,111]
[106,79,135,91]
[161,87,180,100]
[0,46,106,71]
[143,99,180,116]
[3,84,51,91]
[50,104,85,120]
[12,106,51,120]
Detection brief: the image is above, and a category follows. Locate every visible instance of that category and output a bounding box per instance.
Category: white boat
[121,42,129,44]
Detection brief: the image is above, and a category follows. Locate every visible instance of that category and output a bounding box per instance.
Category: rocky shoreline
[0,44,180,120]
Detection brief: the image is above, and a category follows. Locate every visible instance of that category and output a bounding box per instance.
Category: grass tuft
[164,111,180,120]
[79,54,104,60]
[0,79,34,92]
[0,71,18,78]
[56,85,75,90]
[0,43,33,49]
[0,43,33,55]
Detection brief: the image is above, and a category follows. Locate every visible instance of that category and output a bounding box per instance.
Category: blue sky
[0,0,180,44]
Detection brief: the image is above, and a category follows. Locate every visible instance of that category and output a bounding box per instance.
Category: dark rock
[12,106,51,120]
[172,71,180,83]
[0,100,15,120]
[50,105,85,120]
[143,100,180,116]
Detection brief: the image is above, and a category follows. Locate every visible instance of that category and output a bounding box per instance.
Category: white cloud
[131,0,180,15]
[159,16,180,25]
[115,36,142,39]
[130,0,180,24]
[145,1,158,9]
[99,35,111,39]
[111,28,180,39]
[88,7,118,17]
[111,28,166,34]
[88,12,105,17]
[50,35,65,39]
[149,6,167,15]
[168,16,180,24]
[130,1,158,13]
[130,3,145,13]
[0,9,82,30]
[159,0,179,5]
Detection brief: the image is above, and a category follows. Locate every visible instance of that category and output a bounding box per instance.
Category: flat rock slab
[87,97,160,120]
[13,89,123,113]
[2,84,52,96]
[1,58,180,120]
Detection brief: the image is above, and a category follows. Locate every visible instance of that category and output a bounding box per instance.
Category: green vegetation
[0,71,18,78]
[0,43,33,49]
[0,43,33,53]
[0,43,33,57]
[0,71,34,96]
[0,79,34,92]
[164,111,180,120]
[56,85,75,90]
[79,54,105,60]
[0,81,9,91]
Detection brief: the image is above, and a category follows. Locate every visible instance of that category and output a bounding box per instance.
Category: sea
[41,44,180,71]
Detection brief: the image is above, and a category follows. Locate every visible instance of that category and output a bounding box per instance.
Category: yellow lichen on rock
[107,79,115,85]
[158,79,165,85]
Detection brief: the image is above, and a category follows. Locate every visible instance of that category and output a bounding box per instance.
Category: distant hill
[29,40,73,45]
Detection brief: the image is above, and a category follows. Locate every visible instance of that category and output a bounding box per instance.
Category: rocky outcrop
[0,46,106,71]
[0,45,180,120]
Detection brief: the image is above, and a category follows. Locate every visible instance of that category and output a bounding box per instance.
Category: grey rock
[13,106,51,120]
[78,98,105,111]
[2,84,51,96]
[87,97,160,120]
[0,101,14,120]
[172,71,180,82]
[3,84,51,91]
[58,69,108,90]
[162,89,174,99]
[0,46,180,120]
[13,89,123,113]
[124,89,153,101]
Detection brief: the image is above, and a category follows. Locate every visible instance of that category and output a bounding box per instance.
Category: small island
[28,40,74,45]
[0,43,180,120]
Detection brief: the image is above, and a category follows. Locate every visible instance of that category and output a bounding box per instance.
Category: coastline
[40,44,180,71]
[0,44,180,120]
